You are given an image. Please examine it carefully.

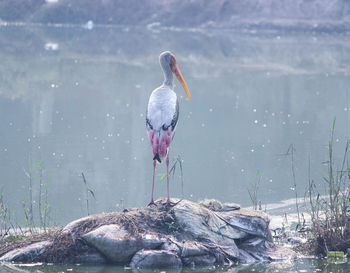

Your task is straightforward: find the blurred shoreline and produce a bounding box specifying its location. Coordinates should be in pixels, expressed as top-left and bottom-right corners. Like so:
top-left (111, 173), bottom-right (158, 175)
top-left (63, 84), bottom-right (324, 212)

top-left (0, 0), bottom-right (350, 32)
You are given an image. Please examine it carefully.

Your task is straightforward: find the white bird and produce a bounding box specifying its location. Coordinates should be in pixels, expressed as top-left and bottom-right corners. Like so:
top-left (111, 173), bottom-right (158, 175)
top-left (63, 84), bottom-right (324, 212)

top-left (146, 51), bottom-right (190, 206)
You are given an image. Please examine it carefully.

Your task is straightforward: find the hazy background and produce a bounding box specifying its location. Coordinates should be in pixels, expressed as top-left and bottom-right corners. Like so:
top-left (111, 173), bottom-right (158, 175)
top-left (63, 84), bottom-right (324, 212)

top-left (1, 0), bottom-right (350, 31)
top-left (0, 0), bottom-right (349, 225)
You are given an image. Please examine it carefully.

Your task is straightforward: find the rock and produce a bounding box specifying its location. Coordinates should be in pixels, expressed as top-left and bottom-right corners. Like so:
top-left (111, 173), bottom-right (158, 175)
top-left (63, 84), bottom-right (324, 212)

top-left (62, 214), bottom-right (98, 236)
top-left (182, 254), bottom-right (216, 267)
top-left (219, 244), bottom-right (242, 260)
top-left (179, 241), bottom-right (208, 257)
top-left (172, 200), bottom-right (250, 260)
top-left (0, 241), bottom-right (51, 262)
top-left (82, 224), bottom-right (164, 264)
top-left (238, 238), bottom-right (269, 262)
top-left (266, 245), bottom-right (298, 261)
top-left (130, 250), bottom-right (182, 269)
top-left (238, 249), bottom-right (256, 264)
top-left (73, 252), bottom-right (107, 264)
top-left (219, 208), bottom-right (272, 239)
top-left (237, 249), bottom-right (256, 264)
top-left (160, 239), bottom-right (180, 254)
top-left (172, 200), bottom-right (246, 242)
top-left (199, 199), bottom-right (223, 211)
top-left (200, 199), bottom-right (241, 212)
top-left (239, 237), bottom-right (265, 248)
top-left (222, 202), bottom-right (241, 211)
top-left (179, 241), bottom-right (219, 267)
top-left (0, 199), bottom-right (297, 266)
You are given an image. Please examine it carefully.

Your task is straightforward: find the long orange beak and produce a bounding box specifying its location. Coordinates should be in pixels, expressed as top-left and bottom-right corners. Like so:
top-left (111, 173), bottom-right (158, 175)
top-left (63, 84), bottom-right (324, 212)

top-left (171, 57), bottom-right (190, 100)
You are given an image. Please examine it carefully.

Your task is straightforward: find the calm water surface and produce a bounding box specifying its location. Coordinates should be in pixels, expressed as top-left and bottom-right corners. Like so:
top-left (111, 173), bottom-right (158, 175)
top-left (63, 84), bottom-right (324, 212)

top-left (0, 25), bottom-right (349, 226)
top-left (1, 258), bottom-right (350, 272)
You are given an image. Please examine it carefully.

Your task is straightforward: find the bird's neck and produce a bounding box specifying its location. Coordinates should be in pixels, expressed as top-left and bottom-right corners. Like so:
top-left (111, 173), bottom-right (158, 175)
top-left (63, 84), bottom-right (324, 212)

top-left (162, 67), bottom-right (174, 89)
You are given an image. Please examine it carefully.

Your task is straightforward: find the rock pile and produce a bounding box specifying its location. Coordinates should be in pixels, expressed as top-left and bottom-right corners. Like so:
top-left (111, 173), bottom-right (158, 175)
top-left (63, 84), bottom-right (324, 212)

top-left (0, 199), bottom-right (296, 268)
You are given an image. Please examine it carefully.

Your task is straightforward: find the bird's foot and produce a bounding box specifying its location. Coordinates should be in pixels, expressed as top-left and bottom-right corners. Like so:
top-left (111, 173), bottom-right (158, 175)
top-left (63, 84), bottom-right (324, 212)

top-left (147, 200), bottom-right (156, 207)
top-left (163, 199), bottom-right (182, 207)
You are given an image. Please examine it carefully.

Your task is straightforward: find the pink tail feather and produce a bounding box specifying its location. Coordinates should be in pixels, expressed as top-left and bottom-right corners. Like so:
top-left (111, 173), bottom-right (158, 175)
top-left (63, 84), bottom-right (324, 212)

top-left (148, 130), bottom-right (173, 163)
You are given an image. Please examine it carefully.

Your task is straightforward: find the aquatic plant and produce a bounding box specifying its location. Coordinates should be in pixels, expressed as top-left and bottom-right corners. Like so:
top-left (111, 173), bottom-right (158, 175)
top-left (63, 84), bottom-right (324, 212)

top-left (0, 187), bottom-right (10, 238)
top-left (169, 155), bottom-right (185, 198)
top-left (247, 170), bottom-right (262, 210)
top-left (80, 172), bottom-right (96, 216)
top-left (22, 160), bottom-right (55, 232)
top-left (0, 188), bottom-right (25, 242)
top-left (278, 144), bottom-right (302, 226)
top-left (159, 155), bottom-right (185, 198)
top-left (306, 118), bottom-right (350, 255)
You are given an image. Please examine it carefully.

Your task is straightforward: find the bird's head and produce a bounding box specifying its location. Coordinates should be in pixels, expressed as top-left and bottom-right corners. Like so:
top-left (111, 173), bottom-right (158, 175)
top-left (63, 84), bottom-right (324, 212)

top-left (159, 51), bottom-right (190, 100)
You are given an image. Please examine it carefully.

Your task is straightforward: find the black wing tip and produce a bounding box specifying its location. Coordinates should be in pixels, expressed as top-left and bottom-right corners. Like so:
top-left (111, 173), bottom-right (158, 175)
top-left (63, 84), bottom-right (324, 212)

top-left (153, 153), bottom-right (161, 163)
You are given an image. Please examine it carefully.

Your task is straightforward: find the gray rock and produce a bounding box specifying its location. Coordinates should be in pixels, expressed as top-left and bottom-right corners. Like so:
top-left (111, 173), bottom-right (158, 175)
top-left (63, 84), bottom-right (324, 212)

top-left (239, 237), bottom-right (265, 248)
top-left (172, 200), bottom-right (247, 242)
top-left (200, 199), bottom-right (240, 212)
top-left (222, 202), bottom-right (241, 211)
top-left (266, 245), bottom-right (298, 261)
top-left (82, 224), bottom-right (164, 264)
top-left (180, 241), bottom-right (208, 257)
top-left (0, 241), bottom-right (51, 262)
top-left (237, 249), bottom-right (256, 264)
top-left (0, 199), bottom-right (297, 266)
top-left (238, 238), bottom-right (272, 262)
top-left (160, 240), bottom-right (180, 254)
top-left (182, 254), bottom-right (216, 267)
top-left (219, 209), bottom-right (272, 239)
top-left (62, 214), bottom-right (97, 235)
top-left (199, 199), bottom-right (223, 211)
top-left (130, 250), bottom-right (182, 269)
top-left (219, 244), bottom-right (242, 260)
top-left (73, 252), bottom-right (107, 264)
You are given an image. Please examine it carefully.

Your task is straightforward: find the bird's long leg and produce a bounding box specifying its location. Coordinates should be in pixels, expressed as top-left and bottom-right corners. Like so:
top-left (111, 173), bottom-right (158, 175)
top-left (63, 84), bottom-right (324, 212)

top-left (148, 160), bottom-right (156, 206)
top-left (166, 151), bottom-right (170, 205)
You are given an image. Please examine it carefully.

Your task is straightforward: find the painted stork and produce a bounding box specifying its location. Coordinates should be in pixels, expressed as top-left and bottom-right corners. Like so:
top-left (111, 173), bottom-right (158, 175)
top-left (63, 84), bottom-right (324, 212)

top-left (146, 51), bottom-right (190, 206)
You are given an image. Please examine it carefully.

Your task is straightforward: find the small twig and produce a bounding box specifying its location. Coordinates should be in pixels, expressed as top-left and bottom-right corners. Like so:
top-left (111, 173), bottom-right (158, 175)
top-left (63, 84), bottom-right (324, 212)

top-left (81, 172), bottom-right (96, 216)
top-left (279, 144), bottom-right (301, 225)
top-left (247, 170), bottom-right (261, 210)
top-left (169, 155), bottom-right (185, 198)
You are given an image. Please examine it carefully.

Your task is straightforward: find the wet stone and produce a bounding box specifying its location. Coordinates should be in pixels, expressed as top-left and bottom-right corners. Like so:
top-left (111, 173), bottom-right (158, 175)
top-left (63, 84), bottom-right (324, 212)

top-left (199, 199), bottom-right (223, 211)
top-left (82, 224), bottom-right (165, 264)
top-left (73, 252), bottom-right (107, 264)
top-left (199, 199), bottom-right (240, 212)
top-left (160, 240), bottom-right (181, 254)
top-left (219, 209), bottom-right (272, 239)
top-left (172, 200), bottom-right (247, 242)
top-left (222, 202), bottom-right (241, 211)
top-left (180, 241), bottom-right (209, 257)
top-left (182, 254), bottom-right (216, 267)
top-left (0, 199), bottom-right (297, 266)
top-left (130, 249), bottom-right (182, 269)
top-left (0, 241), bottom-right (52, 263)
top-left (237, 249), bottom-right (256, 264)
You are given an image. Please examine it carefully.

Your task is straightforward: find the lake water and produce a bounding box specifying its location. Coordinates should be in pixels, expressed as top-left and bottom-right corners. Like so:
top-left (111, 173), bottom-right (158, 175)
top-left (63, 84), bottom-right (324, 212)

top-left (1, 258), bottom-right (350, 272)
top-left (0, 24), bottom-right (349, 228)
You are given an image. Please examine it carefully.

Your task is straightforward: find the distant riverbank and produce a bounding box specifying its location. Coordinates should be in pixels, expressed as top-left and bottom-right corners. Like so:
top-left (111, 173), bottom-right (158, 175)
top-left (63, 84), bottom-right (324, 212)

top-left (1, 0), bottom-right (350, 31)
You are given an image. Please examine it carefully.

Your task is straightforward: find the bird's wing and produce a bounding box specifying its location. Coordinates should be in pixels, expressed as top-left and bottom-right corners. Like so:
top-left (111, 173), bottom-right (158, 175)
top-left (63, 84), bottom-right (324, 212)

top-left (146, 87), bottom-right (178, 161)
top-left (162, 98), bottom-right (179, 131)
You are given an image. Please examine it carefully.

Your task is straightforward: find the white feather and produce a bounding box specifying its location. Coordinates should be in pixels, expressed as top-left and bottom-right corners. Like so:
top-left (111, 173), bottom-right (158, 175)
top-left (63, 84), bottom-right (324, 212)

top-left (147, 85), bottom-right (177, 131)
